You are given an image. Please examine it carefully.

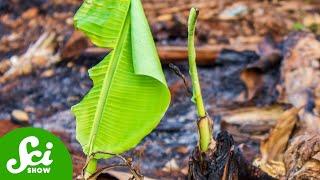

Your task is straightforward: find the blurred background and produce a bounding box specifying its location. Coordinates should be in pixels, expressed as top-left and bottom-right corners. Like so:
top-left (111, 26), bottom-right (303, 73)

top-left (1, 0), bottom-right (320, 179)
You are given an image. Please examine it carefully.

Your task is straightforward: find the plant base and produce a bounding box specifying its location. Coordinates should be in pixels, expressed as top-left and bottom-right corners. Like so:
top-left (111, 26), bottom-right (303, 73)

top-left (188, 131), bottom-right (274, 180)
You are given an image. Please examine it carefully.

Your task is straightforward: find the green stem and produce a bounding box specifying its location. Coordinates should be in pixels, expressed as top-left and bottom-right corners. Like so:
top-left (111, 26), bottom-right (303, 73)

top-left (188, 8), bottom-right (206, 118)
top-left (84, 158), bottom-right (97, 179)
top-left (188, 8), bottom-right (212, 152)
top-left (198, 116), bottom-right (212, 152)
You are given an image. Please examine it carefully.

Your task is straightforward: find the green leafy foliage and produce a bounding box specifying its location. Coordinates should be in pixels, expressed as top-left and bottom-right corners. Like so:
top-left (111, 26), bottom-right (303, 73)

top-left (71, 0), bottom-right (170, 162)
top-left (293, 22), bottom-right (305, 31)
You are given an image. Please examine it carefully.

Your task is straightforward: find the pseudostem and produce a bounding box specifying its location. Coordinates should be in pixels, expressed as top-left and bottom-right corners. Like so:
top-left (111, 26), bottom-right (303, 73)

top-left (84, 158), bottom-right (97, 179)
top-left (188, 8), bottom-right (214, 153)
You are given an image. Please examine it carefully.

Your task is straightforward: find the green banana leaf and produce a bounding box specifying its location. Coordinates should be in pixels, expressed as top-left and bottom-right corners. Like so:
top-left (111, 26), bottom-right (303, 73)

top-left (71, 0), bottom-right (170, 159)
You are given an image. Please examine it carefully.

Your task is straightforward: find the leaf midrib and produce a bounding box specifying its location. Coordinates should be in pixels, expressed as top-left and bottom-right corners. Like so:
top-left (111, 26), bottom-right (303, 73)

top-left (87, 8), bottom-right (130, 155)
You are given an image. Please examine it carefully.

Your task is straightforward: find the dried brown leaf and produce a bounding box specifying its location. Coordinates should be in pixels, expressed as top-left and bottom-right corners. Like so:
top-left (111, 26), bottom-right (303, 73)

top-left (254, 107), bottom-right (301, 178)
top-left (222, 105), bottom-right (285, 125)
top-left (284, 134), bottom-right (320, 180)
top-left (221, 105), bottom-right (286, 144)
top-left (240, 69), bottom-right (263, 101)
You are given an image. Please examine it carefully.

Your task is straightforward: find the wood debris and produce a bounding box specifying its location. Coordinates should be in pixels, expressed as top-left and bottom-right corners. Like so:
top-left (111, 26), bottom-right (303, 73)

top-left (279, 32), bottom-right (320, 132)
top-left (220, 105), bottom-right (286, 143)
top-left (253, 107), bottom-right (301, 178)
top-left (0, 32), bottom-right (60, 84)
top-left (284, 134), bottom-right (320, 180)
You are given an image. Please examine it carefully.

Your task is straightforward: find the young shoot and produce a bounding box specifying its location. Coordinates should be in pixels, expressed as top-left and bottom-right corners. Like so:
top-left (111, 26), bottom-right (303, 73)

top-left (188, 8), bottom-right (213, 152)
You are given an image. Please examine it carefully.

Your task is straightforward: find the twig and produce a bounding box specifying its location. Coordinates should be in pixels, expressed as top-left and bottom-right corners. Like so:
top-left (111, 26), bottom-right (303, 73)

top-left (83, 46), bottom-right (219, 65)
top-left (168, 63), bottom-right (192, 96)
top-left (82, 151), bottom-right (143, 180)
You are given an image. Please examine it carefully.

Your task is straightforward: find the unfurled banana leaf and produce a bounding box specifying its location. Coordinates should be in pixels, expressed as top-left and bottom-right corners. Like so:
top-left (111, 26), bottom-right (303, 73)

top-left (71, 0), bottom-right (170, 168)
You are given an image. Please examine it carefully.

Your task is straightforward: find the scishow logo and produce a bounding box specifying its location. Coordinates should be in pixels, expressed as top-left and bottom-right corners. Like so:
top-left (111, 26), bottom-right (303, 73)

top-left (6, 136), bottom-right (53, 174)
top-left (0, 128), bottom-right (72, 180)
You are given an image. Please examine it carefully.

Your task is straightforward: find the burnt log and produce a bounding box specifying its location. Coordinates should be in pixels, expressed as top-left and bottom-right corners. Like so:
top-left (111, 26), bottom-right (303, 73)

top-left (188, 131), bottom-right (274, 180)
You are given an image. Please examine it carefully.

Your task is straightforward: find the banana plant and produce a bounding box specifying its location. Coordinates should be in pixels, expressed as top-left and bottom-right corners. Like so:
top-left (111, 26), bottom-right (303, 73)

top-left (71, 0), bottom-right (170, 178)
top-left (188, 8), bottom-right (213, 153)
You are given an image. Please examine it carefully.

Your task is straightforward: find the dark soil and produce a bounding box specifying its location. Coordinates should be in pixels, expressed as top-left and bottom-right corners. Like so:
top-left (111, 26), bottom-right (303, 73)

top-left (0, 47), bottom-right (280, 178)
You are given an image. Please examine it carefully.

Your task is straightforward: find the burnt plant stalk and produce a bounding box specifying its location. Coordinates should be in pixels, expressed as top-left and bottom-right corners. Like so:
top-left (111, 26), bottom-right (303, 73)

top-left (188, 8), bottom-right (213, 153)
